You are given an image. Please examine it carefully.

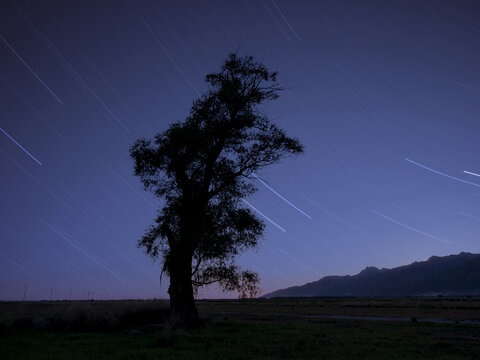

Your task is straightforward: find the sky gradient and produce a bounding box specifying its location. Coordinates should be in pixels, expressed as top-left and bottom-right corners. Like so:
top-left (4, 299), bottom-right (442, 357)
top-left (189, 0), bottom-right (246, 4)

top-left (1, 0), bottom-right (480, 300)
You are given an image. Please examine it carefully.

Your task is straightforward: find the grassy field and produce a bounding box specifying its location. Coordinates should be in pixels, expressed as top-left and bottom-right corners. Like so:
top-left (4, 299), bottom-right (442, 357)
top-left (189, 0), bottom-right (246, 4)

top-left (1, 298), bottom-right (480, 359)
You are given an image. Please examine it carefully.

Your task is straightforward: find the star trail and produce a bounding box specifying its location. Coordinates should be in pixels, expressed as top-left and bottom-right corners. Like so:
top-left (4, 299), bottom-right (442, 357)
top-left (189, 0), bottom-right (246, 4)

top-left (1, 0), bottom-right (479, 300)
top-left (0, 127), bottom-right (43, 166)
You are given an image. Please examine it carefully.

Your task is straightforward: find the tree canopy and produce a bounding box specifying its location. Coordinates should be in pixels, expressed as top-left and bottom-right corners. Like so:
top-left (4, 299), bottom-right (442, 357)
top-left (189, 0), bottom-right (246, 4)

top-left (130, 53), bottom-right (303, 328)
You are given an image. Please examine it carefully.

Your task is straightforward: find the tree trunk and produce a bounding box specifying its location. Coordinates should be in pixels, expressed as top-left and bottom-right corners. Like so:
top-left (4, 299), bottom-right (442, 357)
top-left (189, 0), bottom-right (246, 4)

top-left (166, 251), bottom-right (199, 329)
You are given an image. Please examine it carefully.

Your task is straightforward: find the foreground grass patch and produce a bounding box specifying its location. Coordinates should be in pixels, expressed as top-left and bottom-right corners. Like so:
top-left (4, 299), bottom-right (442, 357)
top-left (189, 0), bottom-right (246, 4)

top-left (1, 319), bottom-right (479, 360)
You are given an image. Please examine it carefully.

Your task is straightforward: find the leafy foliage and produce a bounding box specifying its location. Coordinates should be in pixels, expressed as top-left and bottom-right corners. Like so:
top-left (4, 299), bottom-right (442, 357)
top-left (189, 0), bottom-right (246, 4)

top-left (130, 53), bottom-right (303, 298)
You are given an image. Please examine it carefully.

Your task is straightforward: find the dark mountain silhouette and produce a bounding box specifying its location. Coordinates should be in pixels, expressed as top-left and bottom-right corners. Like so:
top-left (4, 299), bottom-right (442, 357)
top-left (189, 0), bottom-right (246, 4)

top-left (262, 252), bottom-right (480, 298)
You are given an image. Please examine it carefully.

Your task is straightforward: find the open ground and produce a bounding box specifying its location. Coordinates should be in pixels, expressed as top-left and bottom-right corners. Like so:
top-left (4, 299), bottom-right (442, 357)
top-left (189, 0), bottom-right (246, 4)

top-left (1, 297), bottom-right (480, 359)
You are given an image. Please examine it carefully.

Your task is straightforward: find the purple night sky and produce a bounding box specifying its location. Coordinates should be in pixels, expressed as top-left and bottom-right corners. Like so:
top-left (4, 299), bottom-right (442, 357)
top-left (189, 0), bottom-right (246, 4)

top-left (1, 0), bottom-right (479, 300)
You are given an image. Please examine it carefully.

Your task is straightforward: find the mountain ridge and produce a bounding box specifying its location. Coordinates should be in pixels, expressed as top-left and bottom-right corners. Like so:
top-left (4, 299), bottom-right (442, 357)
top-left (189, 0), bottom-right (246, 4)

top-left (262, 252), bottom-right (480, 298)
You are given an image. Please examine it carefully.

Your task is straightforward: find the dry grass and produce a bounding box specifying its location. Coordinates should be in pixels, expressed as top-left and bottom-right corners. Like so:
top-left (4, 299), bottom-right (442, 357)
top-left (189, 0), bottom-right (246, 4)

top-left (1, 298), bottom-right (480, 359)
top-left (0, 300), bottom-right (169, 331)
top-left (197, 297), bottom-right (480, 321)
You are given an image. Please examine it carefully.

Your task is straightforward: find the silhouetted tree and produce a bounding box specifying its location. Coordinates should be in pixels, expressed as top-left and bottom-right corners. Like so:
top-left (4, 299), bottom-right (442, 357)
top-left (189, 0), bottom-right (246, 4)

top-left (130, 53), bottom-right (303, 329)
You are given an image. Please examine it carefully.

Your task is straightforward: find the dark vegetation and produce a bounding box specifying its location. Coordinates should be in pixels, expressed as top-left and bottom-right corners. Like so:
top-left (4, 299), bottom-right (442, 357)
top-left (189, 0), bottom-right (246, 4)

top-left (1, 298), bottom-right (480, 359)
top-left (130, 53), bottom-right (303, 328)
top-left (264, 252), bottom-right (480, 298)
top-left (0, 300), bottom-right (169, 332)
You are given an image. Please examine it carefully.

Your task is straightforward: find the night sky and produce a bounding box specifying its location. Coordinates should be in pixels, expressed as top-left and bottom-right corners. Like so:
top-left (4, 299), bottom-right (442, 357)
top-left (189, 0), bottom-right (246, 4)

top-left (1, 0), bottom-right (480, 300)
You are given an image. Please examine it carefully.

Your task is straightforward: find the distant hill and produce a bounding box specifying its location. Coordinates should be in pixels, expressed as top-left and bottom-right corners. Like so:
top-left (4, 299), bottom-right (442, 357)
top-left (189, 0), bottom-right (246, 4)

top-left (262, 252), bottom-right (480, 298)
